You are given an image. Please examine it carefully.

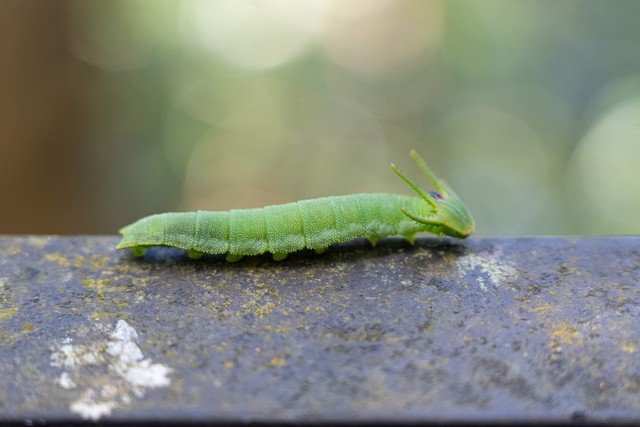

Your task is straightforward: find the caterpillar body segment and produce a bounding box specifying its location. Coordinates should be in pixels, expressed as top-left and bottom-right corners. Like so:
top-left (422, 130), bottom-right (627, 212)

top-left (117, 151), bottom-right (475, 260)
top-left (117, 194), bottom-right (432, 260)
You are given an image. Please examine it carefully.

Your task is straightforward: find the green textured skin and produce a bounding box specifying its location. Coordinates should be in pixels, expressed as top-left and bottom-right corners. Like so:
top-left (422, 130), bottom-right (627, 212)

top-left (117, 194), bottom-right (431, 256)
top-left (117, 152), bottom-right (475, 260)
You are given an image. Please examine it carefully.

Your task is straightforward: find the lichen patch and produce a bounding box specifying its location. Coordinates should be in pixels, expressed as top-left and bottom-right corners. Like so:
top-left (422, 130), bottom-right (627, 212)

top-left (50, 320), bottom-right (173, 421)
top-left (456, 251), bottom-right (517, 291)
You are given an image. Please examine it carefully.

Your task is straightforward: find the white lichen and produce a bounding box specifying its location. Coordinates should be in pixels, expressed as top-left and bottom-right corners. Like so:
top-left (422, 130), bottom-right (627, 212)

top-left (50, 320), bottom-right (173, 421)
top-left (456, 252), bottom-right (517, 291)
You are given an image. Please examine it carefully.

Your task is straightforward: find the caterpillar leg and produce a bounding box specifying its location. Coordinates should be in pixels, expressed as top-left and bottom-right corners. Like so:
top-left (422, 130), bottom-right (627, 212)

top-left (130, 246), bottom-right (147, 257)
top-left (368, 237), bottom-right (378, 247)
top-left (272, 252), bottom-right (288, 261)
top-left (314, 247), bottom-right (327, 254)
top-left (226, 253), bottom-right (244, 262)
top-left (406, 234), bottom-right (416, 245)
top-left (187, 249), bottom-right (204, 260)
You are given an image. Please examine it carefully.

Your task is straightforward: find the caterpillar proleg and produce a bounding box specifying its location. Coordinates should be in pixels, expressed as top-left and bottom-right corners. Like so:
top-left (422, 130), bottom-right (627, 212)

top-left (117, 151), bottom-right (474, 261)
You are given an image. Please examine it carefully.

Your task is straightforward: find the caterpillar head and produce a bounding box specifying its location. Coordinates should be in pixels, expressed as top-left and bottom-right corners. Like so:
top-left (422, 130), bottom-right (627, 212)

top-left (391, 151), bottom-right (475, 239)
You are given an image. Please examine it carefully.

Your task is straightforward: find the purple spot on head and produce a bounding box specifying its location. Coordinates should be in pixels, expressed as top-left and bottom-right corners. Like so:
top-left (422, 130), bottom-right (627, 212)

top-left (430, 191), bottom-right (444, 200)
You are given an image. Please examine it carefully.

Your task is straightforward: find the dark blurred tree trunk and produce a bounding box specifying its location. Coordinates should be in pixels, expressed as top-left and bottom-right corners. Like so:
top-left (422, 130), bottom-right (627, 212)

top-left (0, 0), bottom-right (88, 233)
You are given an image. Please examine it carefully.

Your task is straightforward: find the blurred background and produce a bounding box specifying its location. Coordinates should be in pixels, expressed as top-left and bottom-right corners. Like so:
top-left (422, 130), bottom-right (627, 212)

top-left (1, 0), bottom-right (640, 236)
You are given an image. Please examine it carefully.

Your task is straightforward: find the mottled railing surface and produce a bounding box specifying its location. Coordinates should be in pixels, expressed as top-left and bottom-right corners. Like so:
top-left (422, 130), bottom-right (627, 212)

top-left (1, 236), bottom-right (639, 425)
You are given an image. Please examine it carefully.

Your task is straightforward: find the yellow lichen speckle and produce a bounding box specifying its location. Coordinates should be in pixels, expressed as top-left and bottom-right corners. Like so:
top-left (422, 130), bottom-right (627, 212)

top-left (621, 341), bottom-right (637, 353)
top-left (82, 277), bottom-right (110, 288)
top-left (269, 356), bottom-right (286, 368)
top-left (73, 255), bottom-right (86, 268)
top-left (45, 253), bottom-right (70, 266)
top-left (528, 303), bottom-right (555, 315)
top-left (256, 302), bottom-right (276, 318)
top-left (81, 277), bottom-right (127, 292)
top-left (0, 307), bottom-right (18, 321)
top-left (550, 322), bottom-right (581, 346)
top-left (28, 236), bottom-right (50, 249)
top-left (223, 361), bottom-right (235, 369)
top-left (20, 323), bottom-right (33, 332)
top-left (89, 255), bottom-right (110, 270)
top-left (91, 312), bottom-right (108, 320)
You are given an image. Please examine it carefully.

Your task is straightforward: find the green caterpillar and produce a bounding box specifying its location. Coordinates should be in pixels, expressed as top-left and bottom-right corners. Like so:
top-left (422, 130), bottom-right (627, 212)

top-left (117, 151), bottom-right (474, 261)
